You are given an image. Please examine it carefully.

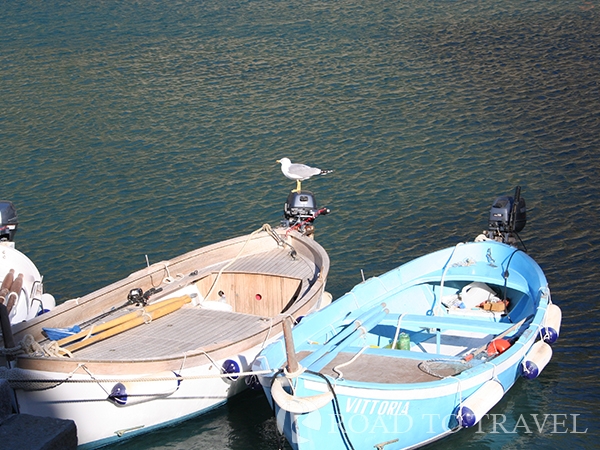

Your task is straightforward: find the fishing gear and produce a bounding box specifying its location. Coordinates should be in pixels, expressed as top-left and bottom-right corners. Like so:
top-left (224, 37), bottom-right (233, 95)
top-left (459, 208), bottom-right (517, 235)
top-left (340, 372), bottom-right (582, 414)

top-left (77, 287), bottom-right (163, 330)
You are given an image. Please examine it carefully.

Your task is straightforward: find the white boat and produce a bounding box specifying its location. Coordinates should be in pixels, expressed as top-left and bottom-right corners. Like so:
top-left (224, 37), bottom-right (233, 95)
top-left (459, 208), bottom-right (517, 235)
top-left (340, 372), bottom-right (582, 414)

top-left (0, 201), bottom-right (56, 325)
top-left (0, 191), bottom-right (331, 448)
top-left (253, 187), bottom-right (562, 449)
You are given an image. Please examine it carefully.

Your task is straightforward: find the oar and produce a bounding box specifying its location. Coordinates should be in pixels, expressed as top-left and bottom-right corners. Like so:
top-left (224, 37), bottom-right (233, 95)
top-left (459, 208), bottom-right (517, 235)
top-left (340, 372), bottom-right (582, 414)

top-left (464, 317), bottom-right (527, 362)
top-left (299, 303), bottom-right (388, 369)
top-left (58, 295), bottom-right (191, 348)
top-left (64, 295), bottom-right (191, 352)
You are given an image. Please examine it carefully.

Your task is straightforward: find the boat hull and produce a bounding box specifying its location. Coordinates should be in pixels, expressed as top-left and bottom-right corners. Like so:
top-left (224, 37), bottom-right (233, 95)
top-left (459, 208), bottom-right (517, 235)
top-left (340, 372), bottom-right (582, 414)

top-left (254, 240), bottom-right (560, 449)
top-left (12, 348), bottom-right (256, 448)
top-left (1, 227), bottom-right (330, 448)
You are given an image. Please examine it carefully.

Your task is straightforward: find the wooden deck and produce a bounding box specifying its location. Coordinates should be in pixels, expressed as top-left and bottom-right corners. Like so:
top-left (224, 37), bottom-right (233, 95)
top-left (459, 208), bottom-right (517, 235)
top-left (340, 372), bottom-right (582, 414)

top-left (73, 307), bottom-right (271, 360)
top-left (62, 247), bottom-right (319, 361)
top-left (223, 248), bottom-right (318, 279)
top-left (311, 351), bottom-right (443, 384)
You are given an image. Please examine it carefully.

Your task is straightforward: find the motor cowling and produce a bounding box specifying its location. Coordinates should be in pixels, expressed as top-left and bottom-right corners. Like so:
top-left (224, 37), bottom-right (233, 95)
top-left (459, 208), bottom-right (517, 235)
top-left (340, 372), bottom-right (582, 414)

top-left (0, 201), bottom-right (18, 242)
top-left (486, 186), bottom-right (526, 245)
top-left (281, 191), bottom-right (329, 235)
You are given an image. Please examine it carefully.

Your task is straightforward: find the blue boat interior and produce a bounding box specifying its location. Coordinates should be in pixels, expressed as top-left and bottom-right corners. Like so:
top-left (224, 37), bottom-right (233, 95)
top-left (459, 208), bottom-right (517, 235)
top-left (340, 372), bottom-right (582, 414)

top-left (295, 279), bottom-right (534, 381)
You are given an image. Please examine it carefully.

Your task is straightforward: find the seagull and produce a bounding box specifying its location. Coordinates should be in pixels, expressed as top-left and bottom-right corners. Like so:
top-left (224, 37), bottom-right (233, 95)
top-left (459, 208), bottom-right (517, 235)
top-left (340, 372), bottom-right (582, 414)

top-left (277, 158), bottom-right (333, 192)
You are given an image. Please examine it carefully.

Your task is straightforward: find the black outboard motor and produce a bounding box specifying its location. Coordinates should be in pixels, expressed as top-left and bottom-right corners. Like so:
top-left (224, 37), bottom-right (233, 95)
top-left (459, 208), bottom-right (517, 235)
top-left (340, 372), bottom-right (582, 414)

top-left (282, 190), bottom-right (329, 236)
top-left (486, 186), bottom-right (526, 246)
top-left (0, 201), bottom-right (18, 241)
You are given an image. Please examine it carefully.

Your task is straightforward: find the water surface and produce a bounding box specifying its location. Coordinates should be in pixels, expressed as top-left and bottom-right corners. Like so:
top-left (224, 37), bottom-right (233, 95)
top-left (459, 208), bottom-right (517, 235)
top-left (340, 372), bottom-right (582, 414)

top-left (1, 0), bottom-right (598, 448)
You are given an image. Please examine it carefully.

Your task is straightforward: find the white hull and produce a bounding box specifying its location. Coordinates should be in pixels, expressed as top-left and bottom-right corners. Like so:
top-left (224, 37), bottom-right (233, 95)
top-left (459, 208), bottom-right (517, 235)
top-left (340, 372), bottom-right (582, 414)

top-left (15, 347), bottom-right (257, 447)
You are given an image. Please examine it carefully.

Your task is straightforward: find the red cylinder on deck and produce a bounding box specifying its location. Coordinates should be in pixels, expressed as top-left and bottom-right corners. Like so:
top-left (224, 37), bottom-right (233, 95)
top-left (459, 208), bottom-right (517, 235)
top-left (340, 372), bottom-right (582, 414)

top-left (487, 338), bottom-right (511, 356)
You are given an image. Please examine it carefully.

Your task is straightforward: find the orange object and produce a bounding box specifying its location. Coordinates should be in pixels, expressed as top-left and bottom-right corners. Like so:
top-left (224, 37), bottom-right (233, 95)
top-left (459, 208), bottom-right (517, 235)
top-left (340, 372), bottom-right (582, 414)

top-left (487, 338), bottom-right (511, 356)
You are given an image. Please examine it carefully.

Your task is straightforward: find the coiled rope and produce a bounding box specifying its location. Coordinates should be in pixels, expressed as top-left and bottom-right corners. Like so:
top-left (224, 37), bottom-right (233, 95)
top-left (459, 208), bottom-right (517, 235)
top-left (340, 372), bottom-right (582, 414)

top-left (0, 334), bottom-right (72, 358)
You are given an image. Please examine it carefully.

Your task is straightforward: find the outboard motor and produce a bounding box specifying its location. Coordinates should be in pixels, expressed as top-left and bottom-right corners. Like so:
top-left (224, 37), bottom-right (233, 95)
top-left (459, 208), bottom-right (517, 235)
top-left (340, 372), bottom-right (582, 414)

top-left (0, 201), bottom-right (18, 242)
top-left (282, 190), bottom-right (330, 236)
top-left (486, 186), bottom-right (526, 246)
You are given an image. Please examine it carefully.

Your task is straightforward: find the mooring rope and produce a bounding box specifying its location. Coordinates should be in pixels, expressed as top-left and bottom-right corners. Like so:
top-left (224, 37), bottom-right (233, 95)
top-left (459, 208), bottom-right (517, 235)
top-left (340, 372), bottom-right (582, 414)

top-left (0, 334), bottom-right (73, 358)
top-left (0, 367), bottom-right (278, 390)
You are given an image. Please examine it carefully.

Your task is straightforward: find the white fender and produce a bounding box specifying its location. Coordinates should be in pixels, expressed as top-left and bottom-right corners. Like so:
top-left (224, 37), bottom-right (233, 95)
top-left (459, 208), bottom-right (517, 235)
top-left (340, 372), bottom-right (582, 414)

top-left (40, 293), bottom-right (56, 312)
top-left (521, 340), bottom-right (553, 379)
top-left (108, 371), bottom-right (181, 406)
top-left (541, 304), bottom-right (562, 344)
top-left (271, 376), bottom-right (333, 414)
top-left (457, 379), bottom-right (505, 428)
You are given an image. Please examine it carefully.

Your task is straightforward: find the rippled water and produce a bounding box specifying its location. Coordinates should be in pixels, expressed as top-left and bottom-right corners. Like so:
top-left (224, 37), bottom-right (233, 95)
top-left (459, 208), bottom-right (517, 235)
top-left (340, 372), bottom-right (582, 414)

top-left (1, 0), bottom-right (599, 448)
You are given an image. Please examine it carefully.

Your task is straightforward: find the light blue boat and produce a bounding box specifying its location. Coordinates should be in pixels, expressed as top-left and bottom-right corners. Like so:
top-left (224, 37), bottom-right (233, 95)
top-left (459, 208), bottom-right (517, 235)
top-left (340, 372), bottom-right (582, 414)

top-left (253, 188), bottom-right (562, 449)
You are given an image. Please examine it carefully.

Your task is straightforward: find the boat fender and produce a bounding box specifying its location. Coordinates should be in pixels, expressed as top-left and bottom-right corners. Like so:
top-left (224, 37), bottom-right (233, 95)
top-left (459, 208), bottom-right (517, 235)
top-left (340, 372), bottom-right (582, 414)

top-left (108, 371), bottom-right (181, 406)
top-left (38, 293), bottom-right (56, 316)
top-left (541, 304), bottom-right (562, 344)
top-left (521, 340), bottom-right (553, 379)
top-left (271, 376), bottom-right (334, 414)
top-left (456, 379), bottom-right (504, 428)
top-left (222, 359), bottom-right (240, 380)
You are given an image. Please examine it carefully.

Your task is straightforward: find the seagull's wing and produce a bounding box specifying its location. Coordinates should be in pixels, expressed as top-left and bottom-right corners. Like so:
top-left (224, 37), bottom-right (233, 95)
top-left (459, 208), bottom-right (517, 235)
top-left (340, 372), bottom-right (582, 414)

top-left (287, 163), bottom-right (322, 181)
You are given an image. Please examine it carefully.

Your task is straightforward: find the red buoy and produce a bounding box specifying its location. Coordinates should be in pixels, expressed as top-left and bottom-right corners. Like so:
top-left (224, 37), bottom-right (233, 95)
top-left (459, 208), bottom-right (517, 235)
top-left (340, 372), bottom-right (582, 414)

top-left (487, 338), bottom-right (511, 356)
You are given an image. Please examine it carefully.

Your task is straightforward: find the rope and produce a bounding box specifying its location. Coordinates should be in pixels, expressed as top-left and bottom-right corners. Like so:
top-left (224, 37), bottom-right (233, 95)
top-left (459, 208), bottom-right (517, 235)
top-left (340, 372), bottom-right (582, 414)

top-left (332, 345), bottom-right (369, 380)
top-left (260, 316), bottom-right (275, 350)
top-left (306, 369), bottom-right (356, 450)
top-left (429, 242), bottom-right (464, 316)
top-left (204, 224), bottom-right (295, 301)
top-left (454, 377), bottom-right (464, 416)
top-left (502, 248), bottom-right (524, 321)
top-left (0, 334), bottom-right (72, 358)
top-left (268, 367), bottom-right (355, 450)
top-left (2, 368), bottom-right (279, 391)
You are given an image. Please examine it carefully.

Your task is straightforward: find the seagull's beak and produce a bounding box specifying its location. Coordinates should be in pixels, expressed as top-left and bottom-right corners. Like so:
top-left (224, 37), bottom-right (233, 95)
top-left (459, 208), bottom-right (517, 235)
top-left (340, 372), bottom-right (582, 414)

top-left (276, 160), bottom-right (281, 163)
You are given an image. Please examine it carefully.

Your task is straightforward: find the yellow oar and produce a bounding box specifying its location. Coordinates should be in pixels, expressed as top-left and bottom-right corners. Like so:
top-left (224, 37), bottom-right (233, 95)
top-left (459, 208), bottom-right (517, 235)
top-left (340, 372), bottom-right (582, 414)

top-left (65, 295), bottom-right (191, 353)
top-left (57, 295), bottom-right (191, 348)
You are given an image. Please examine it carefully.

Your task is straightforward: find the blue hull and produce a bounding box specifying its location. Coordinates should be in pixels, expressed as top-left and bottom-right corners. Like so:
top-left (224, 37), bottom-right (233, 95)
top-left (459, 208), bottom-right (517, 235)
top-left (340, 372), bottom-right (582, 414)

top-left (254, 240), bottom-right (560, 449)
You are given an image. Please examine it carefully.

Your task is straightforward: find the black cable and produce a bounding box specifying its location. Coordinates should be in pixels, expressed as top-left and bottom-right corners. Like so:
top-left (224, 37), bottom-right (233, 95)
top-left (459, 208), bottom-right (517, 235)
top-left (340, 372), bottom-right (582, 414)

top-left (502, 248), bottom-right (525, 322)
top-left (306, 370), bottom-right (356, 450)
top-left (269, 369), bottom-right (356, 450)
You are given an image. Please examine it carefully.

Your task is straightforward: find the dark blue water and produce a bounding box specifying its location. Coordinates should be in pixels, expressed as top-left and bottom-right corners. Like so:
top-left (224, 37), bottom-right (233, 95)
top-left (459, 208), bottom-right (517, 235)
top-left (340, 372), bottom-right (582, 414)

top-left (1, 0), bottom-right (598, 448)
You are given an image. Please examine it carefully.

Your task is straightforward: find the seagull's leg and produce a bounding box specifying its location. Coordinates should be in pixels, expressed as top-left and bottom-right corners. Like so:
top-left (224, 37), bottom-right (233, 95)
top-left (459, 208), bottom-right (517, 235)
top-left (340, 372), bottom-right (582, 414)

top-left (293, 180), bottom-right (302, 192)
